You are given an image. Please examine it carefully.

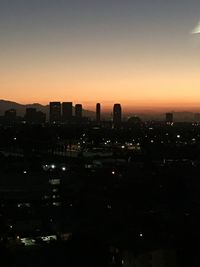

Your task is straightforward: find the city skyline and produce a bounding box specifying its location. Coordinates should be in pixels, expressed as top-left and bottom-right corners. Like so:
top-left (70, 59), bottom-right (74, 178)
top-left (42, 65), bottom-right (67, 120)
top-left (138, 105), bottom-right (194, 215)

top-left (1, 1), bottom-right (200, 110)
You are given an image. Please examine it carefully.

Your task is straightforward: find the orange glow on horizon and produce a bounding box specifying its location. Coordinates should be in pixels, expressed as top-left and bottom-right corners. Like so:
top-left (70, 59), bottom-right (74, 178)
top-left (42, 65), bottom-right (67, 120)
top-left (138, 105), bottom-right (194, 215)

top-left (1, 0), bottom-right (200, 114)
top-left (4, 97), bottom-right (200, 113)
top-left (1, 44), bottom-right (200, 112)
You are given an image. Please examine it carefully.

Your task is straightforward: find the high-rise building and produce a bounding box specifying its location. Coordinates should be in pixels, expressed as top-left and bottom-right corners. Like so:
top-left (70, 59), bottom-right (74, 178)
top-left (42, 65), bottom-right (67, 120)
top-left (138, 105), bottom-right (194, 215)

top-left (166, 113), bottom-right (173, 124)
top-left (49, 102), bottom-right (61, 123)
top-left (96, 103), bottom-right (101, 122)
top-left (75, 104), bottom-right (82, 119)
top-left (62, 102), bottom-right (73, 122)
top-left (113, 104), bottom-right (122, 127)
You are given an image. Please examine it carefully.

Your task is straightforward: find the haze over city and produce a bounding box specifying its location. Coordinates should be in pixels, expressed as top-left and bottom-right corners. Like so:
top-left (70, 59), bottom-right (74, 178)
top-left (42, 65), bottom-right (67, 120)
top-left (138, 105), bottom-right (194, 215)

top-left (1, 0), bottom-right (200, 111)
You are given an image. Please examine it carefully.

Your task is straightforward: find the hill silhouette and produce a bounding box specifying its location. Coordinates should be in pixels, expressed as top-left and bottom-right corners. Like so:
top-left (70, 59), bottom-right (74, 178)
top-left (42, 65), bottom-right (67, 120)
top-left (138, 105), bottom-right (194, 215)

top-left (0, 100), bottom-right (95, 118)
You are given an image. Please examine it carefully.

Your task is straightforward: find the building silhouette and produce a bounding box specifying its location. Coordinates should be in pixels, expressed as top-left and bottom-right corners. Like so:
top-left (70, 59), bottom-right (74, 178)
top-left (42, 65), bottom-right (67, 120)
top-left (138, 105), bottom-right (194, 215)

top-left (113, 104), bottom-right (122, 127)
top-left (62, 102), bottom-right (73, 122)
top-left (166, 113), bottom-right (173, 124)
top-left (36, 111), bottom-right (46, 123)
top-left (75, 104), bottom-right (82, 119)
top-left (25, 108), bottom-right (37, 122)
top-left (49, 102), bottom-right (61, 123)
top-left (25, 108), bottom-right (46, 123)
top-left (96, 103), bottom-right (101, 122)
top-left (4, 109), bottom-right (17, 121)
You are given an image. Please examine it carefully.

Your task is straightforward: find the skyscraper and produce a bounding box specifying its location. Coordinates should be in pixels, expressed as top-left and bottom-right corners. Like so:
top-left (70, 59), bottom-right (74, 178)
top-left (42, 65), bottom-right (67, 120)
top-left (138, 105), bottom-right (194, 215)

top-left (49, 102), bottom-right (61, 123)
top-left (166, 113), bottom-right (173, 125)
top-left (113, 104), bottom-right (122, 128)
top-left (75, 104), bottom-right (82, 119)
top-left (96, 103), bottom-right (101, 122)
top-left (62, 102), bottom-right (73, 122)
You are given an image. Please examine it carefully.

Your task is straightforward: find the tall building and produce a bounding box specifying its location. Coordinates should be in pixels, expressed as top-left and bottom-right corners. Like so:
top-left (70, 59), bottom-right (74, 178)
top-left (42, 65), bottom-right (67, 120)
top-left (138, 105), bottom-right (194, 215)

top-left (62, 102), bottom-right (72, 122)
top-left (166, 113), bottom-right (173, 124)
top-left (113, 104), bottom-right (122, 127)
top-left (96, 103), bottom-right (101, 122)
top-left (49, 102), bottom-right (61, 123)
top-left (75, 104), bottom-right (82, 119)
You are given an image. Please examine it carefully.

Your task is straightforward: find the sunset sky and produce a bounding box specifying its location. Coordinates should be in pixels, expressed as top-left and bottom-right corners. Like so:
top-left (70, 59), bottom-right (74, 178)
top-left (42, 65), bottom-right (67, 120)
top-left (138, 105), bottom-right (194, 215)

top-left (0, 0), bottom-right (200, 112)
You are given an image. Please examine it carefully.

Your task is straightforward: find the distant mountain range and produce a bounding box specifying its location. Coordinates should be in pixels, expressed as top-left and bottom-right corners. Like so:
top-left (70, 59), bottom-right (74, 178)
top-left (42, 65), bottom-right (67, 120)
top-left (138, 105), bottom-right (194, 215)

top-left (135, 112), bottom-right (197, 122)
top-left (0, 100), bottom-right (198, 122)
top-left (0, 100), bottom-right (95, 117)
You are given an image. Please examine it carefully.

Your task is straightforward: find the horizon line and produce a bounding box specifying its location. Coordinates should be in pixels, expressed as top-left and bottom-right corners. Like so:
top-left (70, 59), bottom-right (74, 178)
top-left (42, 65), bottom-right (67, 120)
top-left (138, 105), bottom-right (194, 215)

top-left (1, 99), bottom-right (200, 114)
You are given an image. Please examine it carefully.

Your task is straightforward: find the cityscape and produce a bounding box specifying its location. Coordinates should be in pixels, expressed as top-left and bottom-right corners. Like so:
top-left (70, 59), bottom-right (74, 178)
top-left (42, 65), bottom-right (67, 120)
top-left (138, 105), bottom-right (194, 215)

top-left (1, 0), bottom-right (200, 266)
top-left (1, 100), bottom-right (200, 266)
top-left (1, 100), bottom-right (200, 126)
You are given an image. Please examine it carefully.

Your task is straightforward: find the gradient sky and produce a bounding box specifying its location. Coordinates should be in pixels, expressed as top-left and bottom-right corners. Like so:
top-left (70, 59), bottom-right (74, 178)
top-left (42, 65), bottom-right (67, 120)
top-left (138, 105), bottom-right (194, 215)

top-left (1, 0), bottom-right (200, 112)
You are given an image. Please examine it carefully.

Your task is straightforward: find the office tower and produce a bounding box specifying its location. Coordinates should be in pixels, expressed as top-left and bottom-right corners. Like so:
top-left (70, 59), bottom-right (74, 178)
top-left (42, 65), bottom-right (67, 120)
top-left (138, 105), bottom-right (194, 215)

top-left (113, 104), bottom-right (122, 127)
top-left (62, 102), bottom-right (73, 122)
top-left (166, 113), bottom-right (173, 124)
top-left (4, 109), bottom-right (17, 121)
top-left (96, 103), bottom-right (101, 122)
top-left (75, 104), bottom-right (82, 119)
top-left (49, 102), bottom-right (61, 123)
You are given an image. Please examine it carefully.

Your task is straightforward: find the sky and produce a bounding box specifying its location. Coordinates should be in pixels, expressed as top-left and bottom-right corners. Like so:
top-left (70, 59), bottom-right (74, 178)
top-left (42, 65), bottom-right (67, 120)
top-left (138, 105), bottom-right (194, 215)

top-left (0, 0), bottom-right (200, 112)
